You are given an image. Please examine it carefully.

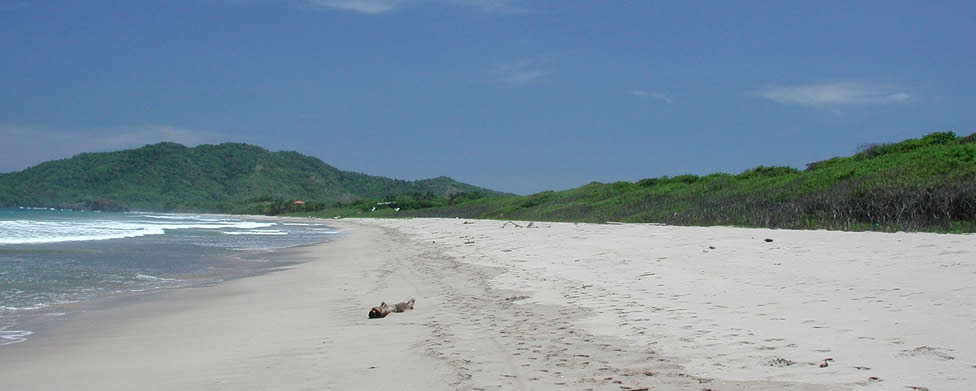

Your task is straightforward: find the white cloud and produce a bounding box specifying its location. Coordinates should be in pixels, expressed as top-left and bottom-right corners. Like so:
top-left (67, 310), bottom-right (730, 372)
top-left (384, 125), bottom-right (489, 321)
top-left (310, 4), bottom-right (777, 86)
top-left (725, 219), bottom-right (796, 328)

top-left (757, 82), bottom-right (913, 106)
top-left (448, 0), bottom-right (526, 12)
top-left (304, 0), bottom-right (523, 14)
top-left (493, 60), bottom-right (546, 83)
top-left (887, 92), bottom-right (911, 102)
top-left (631, 90), bottom-right (672, 104)
top-left (0, 124), bottom-right (222, 173)
top-left (308, 0), bottom-right (398, 13)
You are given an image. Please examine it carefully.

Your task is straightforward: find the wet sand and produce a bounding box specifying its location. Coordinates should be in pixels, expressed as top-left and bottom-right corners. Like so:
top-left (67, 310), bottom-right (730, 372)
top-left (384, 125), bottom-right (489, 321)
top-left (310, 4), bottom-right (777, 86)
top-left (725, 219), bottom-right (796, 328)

top-left (0, 222), bottom-right (449, 390)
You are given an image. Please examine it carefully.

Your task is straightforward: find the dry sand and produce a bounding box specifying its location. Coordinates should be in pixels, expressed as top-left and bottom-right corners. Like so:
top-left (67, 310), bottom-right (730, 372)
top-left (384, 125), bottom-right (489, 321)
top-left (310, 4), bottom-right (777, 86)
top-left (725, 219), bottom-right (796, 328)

top-left (1, 218), bottom-right (972, 390)
top-left (369, 218), bottom-right (975, 391)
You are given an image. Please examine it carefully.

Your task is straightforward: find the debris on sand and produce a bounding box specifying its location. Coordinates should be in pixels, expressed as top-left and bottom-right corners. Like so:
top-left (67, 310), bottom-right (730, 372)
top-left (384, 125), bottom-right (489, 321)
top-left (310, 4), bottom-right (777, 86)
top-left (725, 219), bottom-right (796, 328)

top-left (368, 298), bottom-right (416, 319)
top-left (768, 358), bottom-right (794, 367)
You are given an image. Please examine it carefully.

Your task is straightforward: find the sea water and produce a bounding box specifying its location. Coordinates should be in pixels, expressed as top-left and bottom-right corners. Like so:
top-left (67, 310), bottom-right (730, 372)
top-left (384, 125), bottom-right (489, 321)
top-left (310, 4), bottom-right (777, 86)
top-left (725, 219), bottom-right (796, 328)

top-left (0, 208), bottom-right (337, 345)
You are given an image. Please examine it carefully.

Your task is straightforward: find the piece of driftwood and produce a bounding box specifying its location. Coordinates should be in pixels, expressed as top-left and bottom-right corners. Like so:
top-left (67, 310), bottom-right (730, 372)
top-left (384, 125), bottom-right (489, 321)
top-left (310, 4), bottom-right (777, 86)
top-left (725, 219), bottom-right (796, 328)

top-left (501, 220), bottom-right (523, 228)
top-left (368, 298), bottom-right (416, 319)
top-left (502, 220), bottom-right (538, 228)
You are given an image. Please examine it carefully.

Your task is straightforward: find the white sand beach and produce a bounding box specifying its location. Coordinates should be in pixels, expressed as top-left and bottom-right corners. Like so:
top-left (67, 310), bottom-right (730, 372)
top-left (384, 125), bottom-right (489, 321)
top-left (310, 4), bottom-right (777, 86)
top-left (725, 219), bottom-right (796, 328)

top-left (1, 218), bottom-right (973, 390)
top-left (368, 218), bottom-right (975, 391)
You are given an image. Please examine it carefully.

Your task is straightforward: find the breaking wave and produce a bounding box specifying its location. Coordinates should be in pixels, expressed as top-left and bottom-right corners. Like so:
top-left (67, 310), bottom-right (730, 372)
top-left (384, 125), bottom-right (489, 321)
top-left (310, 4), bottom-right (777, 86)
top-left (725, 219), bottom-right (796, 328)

top-left (0, 215), bottom-right (277, 245)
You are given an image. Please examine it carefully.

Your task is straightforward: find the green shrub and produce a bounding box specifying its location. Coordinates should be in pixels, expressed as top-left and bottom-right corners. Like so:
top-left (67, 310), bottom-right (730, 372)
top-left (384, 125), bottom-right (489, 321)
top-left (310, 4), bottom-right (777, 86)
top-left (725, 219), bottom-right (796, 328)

top-left (519, 192), bottom-right (553, 208)
top-left (637, 177), bottom-right (660, 187)
top-left (958, 132), bottom-right (976, 145)
top-left (805, 157), bottom-right (843, 171)
top-left (738, 165), bottom-right (800, 179)
top-left (922, 131), bottom-right (957, 145)
top-left (672, 174), bottom-right (700, 184)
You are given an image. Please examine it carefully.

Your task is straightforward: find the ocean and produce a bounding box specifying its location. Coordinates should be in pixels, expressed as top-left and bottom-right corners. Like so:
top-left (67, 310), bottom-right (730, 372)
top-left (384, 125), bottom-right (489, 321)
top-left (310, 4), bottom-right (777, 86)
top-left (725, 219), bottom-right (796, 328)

top-left (0, 208), bottom-right (337, 345)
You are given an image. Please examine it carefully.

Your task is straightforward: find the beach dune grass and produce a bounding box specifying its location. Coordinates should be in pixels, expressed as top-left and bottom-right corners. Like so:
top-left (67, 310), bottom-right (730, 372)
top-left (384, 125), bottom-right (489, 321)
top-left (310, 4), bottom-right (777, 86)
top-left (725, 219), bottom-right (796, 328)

top-left (387, 131), bottom-right (976, 232)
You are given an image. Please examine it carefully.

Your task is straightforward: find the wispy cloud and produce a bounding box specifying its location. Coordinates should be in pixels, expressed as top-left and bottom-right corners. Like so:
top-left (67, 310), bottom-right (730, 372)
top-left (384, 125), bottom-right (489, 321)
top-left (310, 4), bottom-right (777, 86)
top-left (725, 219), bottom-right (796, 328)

top-left (492, 60), bottom-right (546, 83)
top-left (448, 0), bottom-right (528, 13)
top-left (0, 124), bottom-right (223, 172)
top-left (631, 90), bottom-right (672, 104)
top-left (304, 0), bottom-right (523, 14)
top-left (757, 82), bottom-right (912, 106)
top-left (307, 0), bottom-right (398, 14)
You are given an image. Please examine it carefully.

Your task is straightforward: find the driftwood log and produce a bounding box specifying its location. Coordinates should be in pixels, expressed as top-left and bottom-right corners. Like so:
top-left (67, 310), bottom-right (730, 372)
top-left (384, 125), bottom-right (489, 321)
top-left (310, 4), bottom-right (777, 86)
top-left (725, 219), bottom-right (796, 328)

top-left (501, 220), bottom-right (523, 228)
top-left (368, 298), bottom-right (416, 319)
top-left (501, 220), bottom-right (538, 228)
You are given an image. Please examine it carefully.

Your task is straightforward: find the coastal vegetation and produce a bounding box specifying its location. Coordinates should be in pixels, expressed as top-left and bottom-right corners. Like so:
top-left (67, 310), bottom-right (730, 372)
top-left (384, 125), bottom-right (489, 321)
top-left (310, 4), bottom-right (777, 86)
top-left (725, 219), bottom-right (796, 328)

top-left (2, 132), bottom-right (973, 233)
top-left (0, 142), bottom-right (502, 213)
top-left (316, 131), bottom-right (976, 233)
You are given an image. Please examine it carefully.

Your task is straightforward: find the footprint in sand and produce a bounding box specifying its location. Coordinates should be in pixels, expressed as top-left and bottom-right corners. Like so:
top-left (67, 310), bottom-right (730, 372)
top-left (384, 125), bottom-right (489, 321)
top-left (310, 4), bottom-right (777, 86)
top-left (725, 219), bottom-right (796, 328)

top-left (899, 346), bottom-right (955, 360)
top-left (938, 250), bottom-right (968, 256)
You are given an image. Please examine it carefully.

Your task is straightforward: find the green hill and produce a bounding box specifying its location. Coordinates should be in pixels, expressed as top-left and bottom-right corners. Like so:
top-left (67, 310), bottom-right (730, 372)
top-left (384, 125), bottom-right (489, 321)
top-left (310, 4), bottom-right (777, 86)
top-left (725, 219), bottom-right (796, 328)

top-left (394, 131), bottom-right (976, 233)
top-left (0, 142), bottom-right (503, 212)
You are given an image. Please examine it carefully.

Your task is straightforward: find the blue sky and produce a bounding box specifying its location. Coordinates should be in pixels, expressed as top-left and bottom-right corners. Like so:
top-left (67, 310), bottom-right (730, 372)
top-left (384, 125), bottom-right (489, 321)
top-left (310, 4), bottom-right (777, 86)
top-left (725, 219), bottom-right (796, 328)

top-left (1, 0), bottom-right (973, 194)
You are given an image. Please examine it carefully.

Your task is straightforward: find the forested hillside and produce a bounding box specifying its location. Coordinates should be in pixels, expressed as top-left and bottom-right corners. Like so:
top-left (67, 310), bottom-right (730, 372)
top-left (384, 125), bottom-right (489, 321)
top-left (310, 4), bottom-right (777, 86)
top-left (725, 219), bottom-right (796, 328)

top-left (0, 142), bottom-right (502, 212)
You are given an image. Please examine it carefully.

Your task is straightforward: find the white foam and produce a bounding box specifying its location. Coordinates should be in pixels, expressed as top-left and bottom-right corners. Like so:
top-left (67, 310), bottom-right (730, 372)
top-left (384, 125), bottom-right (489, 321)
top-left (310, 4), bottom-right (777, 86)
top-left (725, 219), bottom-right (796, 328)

top-left (141, 214), bottom-right (202, 220)
top-left (1, 304), bottom-right (50, 312)
top-left (134, 273), bottom-right (176, 281)
top-left (0, 225), bottom-right (165, 244)
top-left (140, 213), bottom-right (213, 220)
top-left (0, 297), bottom-right (80, 314)
top-left (0, 329), bottom-right (32, 345)
top-left (222, 230), bottom-right (288, 236)
top-left (141, 214), bottom-right (225, 222)
top-left (0, 218), bottom-right (277, 245)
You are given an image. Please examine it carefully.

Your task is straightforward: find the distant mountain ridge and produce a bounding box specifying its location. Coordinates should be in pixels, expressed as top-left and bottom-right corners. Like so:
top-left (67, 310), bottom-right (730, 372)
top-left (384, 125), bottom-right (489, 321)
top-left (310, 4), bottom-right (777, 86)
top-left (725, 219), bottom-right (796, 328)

top-left (0, 142), bottom-right (503, 211)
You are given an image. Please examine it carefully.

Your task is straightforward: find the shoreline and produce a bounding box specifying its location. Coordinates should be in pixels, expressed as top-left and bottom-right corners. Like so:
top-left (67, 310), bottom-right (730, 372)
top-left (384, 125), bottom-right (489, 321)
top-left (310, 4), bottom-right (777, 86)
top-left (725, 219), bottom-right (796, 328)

top-left (2, 251), bottom-right (297, 348)
top-left (2, 218), bottom-right (971, 390)
top-left (0, 221), bottom-right (453, 390)
top-left (0, 212), bottom-right (335, 347)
